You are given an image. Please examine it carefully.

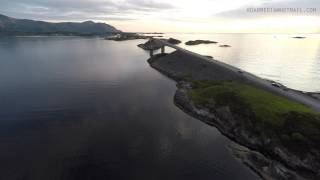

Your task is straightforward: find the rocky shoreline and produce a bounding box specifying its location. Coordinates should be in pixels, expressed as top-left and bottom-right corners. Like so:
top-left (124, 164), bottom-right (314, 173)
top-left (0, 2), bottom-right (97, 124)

top-left (174, 81), bottom-right (317, 180)
top-left (105, 33), bottom-right (163, 41)
top-left (147, 51), bottom-right (320, 180)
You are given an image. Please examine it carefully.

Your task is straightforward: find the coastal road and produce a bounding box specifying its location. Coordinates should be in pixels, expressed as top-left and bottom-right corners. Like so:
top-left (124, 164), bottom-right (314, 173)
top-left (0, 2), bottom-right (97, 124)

top-left (155, 38), bottom-right (320, 112)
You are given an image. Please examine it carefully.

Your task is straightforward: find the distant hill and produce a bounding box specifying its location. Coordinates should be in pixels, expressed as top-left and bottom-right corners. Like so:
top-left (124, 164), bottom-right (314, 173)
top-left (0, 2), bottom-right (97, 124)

top-left (0, 14), bottom-right (120, 36)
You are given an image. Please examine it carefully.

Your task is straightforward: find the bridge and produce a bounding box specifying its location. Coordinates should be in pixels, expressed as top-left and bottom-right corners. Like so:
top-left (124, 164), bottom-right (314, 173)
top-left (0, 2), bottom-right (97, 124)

top-left (146, 38), bottom-right (320, 112)
top-left (148, 38), bottom-right (184, 57)
top-left (148, 38), bottom-right (243, 75)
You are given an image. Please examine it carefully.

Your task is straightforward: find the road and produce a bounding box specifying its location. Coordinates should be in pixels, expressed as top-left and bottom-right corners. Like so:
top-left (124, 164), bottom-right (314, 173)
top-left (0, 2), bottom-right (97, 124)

top-left (154, 38), bottom-right (320, 112)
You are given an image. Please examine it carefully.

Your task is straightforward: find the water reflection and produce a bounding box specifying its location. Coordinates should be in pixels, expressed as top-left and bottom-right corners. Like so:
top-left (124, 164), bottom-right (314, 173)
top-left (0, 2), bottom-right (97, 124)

top-left (166, 33), bottom-right (320, 92)
top-left (0, 37), bottom-right (259, 180)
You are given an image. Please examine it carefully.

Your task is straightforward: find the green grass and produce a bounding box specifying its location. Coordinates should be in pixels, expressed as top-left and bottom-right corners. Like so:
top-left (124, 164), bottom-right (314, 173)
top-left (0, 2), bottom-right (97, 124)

top-left (187, 81), bottom-right (320, 153)
top-left (188, 81), bottom-right (313, 123)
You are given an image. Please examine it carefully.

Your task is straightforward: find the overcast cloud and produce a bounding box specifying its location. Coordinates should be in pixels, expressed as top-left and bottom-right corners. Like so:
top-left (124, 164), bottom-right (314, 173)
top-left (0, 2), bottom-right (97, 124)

top-left (1, 0), bottom-right (319, 21)
top-left (216, 0), bottom-right (320, 19)
top-left (0, 0), bottom-right (176, 21)
top-left (0, 0), bottom-right (319, 32)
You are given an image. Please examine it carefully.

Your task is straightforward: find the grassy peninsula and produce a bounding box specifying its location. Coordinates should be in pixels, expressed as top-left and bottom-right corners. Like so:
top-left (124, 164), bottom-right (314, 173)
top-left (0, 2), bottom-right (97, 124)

top-left (146, 48), bottom-right (320, 180)
top-left (188, 81), bottom-right (320, 154)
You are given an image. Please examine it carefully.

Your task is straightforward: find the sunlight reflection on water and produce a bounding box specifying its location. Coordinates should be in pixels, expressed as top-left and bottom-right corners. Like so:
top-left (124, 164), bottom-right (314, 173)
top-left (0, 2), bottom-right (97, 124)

top-left (0, 37), bottom-right (260, 180)
top-left (165, 33), bottom-right (320, 92)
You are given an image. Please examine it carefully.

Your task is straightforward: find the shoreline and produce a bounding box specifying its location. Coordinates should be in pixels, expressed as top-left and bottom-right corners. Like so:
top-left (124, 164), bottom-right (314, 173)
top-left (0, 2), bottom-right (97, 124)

top-left (148, 41), bottom-right (320, 112)
top-left (146, 49), bottom-right (320, 180)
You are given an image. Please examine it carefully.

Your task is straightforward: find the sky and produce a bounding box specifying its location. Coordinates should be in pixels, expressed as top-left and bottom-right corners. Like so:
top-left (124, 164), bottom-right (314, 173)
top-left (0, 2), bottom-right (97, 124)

top-left (1, 0), bottom-right (320, 33)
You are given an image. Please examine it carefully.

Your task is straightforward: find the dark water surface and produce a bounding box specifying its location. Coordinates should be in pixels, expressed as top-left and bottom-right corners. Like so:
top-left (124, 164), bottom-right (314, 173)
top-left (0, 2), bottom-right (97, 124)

top-left (0, 37), bottom-right (259, 180)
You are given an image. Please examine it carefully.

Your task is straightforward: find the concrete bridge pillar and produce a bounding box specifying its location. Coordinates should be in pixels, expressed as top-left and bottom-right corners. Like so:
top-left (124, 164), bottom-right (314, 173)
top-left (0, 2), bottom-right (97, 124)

top-left (149, 49), bottom-right (154, 57)
top-left (161, 46), bottom-right (165, 54)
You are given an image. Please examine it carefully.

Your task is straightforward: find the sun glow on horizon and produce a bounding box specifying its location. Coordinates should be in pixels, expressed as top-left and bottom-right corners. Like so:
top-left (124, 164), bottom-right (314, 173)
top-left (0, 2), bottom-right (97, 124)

top-left (2, 0), bottom-right (320, 33)
top-left (108, 16), bottom-right (320, 33)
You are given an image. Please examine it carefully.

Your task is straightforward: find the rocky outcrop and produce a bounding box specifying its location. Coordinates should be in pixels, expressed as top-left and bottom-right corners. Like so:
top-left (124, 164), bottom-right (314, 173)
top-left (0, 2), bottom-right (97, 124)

top-left (230, 143), bottom-right (306, 180)
top-left (292, 37), bottom-right (306, 39)
top-left (137, 39), bottom-right (164, 50)
top-left (137, 38), bottom-right (181, 50)
top-left (185, 40), bottom-right (218, 45)
top-left (219, 45), bottom-right (231, 47)
top-left (167, 38), bottom-right (182, 45)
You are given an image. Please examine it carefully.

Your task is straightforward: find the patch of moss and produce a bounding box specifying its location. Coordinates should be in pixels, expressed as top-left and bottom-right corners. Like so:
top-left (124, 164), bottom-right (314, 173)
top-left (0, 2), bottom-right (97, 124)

top-left (291, 132), bottom-right (306, 142)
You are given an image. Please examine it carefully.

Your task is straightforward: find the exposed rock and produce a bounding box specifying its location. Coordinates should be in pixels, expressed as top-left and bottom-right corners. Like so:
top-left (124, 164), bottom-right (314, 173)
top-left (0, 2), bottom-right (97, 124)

top-left (185, 40), bottom-right (218, 46)
top-left (137, 39), bottom-right (164, 50)
top-left (167, 38), bottom-right (182, 45)
top-left (204, 55), bottom-right (213, 59)
top-left (230, 143), bottom-right (306, 180)
top-left (292, 37), bottom-right (306, 39)
top-left (219, 45), bottom-right (231, 47)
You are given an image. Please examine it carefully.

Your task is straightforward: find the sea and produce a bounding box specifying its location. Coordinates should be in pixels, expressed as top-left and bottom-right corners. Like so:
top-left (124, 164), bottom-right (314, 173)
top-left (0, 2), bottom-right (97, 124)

top-left (0, 33), bottom-right (319, 180)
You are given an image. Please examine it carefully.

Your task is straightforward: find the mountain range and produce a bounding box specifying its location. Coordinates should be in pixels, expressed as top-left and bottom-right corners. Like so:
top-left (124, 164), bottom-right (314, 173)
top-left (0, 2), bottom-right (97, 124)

top-left (0, 14), bottom-right (120, 36)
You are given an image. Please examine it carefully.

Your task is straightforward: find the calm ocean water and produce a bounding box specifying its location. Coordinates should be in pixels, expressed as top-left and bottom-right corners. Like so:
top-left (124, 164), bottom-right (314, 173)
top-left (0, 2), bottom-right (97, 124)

top-left (165, 33), bottom-right (320, 92)
top-left (0, 37), bottom-right (259, 180)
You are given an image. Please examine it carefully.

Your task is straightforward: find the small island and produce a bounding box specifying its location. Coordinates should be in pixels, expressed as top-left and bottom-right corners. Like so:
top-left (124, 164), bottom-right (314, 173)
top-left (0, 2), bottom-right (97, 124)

top-left (137, 38), bottom-right (182, 50)
top-left (219, 44), bottom-right (231, 47)
top-left (185, 40), bottom-right (218, 46)
top-left (167, 38), bottom-right (182, 45)
top-left (292, 36), bottom-right (306, 39)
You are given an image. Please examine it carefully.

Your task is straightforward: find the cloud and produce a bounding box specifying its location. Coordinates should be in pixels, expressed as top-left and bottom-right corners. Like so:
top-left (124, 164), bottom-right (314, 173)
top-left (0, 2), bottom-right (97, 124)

top-left (0, 0), bottom-right (175, 22)
top-left (124, 0), bottom-right (175, 11)
top-left (215, 0), bottom-right (320, 19)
